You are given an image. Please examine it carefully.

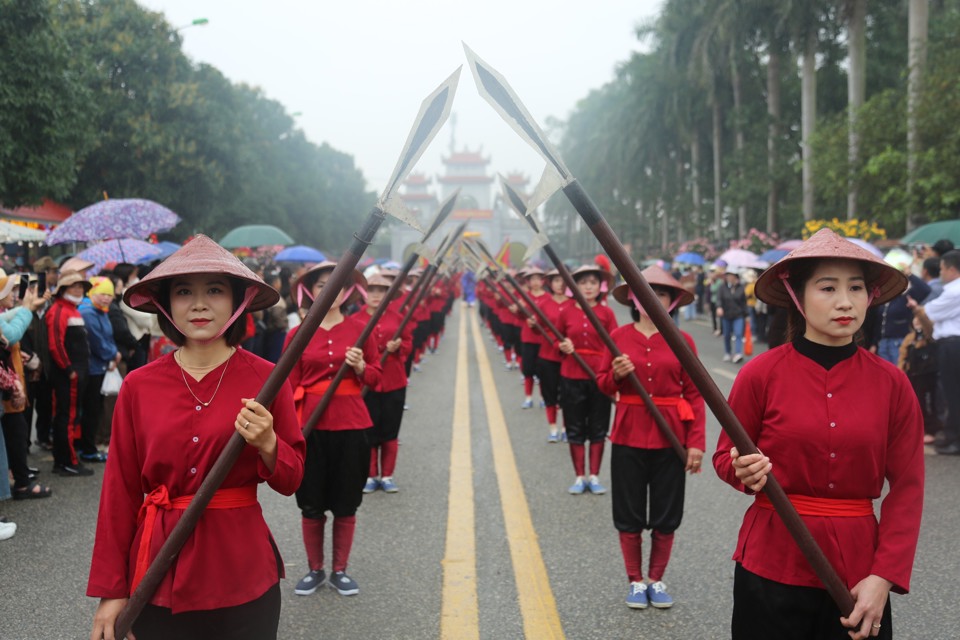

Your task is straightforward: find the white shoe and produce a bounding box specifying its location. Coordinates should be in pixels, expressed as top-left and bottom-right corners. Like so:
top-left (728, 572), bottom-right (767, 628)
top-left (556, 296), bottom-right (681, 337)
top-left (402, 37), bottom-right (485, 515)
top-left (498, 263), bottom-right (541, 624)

top-left (732, 353), bottom-right (744, 363)
top-left (722, 354), bottom-right (732, 362)
top-left (0, 521), bottom-right (17, 541)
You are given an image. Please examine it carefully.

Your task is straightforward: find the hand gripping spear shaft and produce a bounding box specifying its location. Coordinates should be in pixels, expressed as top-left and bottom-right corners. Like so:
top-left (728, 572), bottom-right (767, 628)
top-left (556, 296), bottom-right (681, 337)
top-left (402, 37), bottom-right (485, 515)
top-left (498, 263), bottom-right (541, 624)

top-left (299, 216), bottom-right (465, 437)
top-left (113, 67), bottom-right (462, 638)
top-left (465, 45), bottom-right (855, 615)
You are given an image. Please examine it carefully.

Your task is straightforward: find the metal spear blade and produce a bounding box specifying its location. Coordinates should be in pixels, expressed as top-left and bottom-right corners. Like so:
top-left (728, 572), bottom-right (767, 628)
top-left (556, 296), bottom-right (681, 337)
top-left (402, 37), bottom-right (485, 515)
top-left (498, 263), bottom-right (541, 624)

top-left (380, 66), bottom-right (463, 230)
top-left (463, 44), bottom-right (571, 182)
top-left (410, 189), bottom-right (461, 258)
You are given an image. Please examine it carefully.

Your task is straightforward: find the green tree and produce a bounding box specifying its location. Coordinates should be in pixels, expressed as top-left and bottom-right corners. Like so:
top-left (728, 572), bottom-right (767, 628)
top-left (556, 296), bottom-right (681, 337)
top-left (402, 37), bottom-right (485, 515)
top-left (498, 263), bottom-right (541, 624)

top-left (0, 0), bottom-right (96, 206)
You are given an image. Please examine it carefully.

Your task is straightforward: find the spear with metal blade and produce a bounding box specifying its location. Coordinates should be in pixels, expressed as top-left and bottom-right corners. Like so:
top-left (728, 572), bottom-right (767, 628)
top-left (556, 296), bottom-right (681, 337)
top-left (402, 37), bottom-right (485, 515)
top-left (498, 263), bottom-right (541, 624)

top-left (297, 193), bottom-right (461, 438)
top-left (465, 44), bottom-right (855, 615)
top-left (496, 177), bottom-right (686, 462)
top-left (114, 67), bottom-right (462, 638)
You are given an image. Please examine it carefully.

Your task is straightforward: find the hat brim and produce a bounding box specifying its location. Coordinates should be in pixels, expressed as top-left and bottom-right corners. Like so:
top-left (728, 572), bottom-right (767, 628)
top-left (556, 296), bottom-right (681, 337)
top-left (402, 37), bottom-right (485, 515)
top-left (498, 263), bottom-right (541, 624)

top-left (0, 276), bottom-right (18, 300)
top-left (611, 279), bottom-right (694, 309)
top-left (755, 254), bottom-right (907, 308)
top-left (291, 262), bottom-right (367, 308)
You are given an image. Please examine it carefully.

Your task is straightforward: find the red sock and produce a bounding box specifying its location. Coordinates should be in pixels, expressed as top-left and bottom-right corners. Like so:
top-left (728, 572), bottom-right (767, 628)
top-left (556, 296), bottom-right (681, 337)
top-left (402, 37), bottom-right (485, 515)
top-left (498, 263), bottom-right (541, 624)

top-left (648, 530), bottom-right (675, 582)
top-left (503, 347), bottom-right (513, 363)
top-left (381, 439), bottom-right (399, 477)
top-left (619, 531), bottom-right (644, 583)
top-left (302, 516), bottom-right (326, 571)
top-left (545, 405), bottom-right (557, 424)
top-left (494, 334), bottom-right (503, 347)
top-left (524, 377), bottom-right (534, 396)
top-left (332, 515), bottom-right (356, 573)
top-left (516, 354), bottom-right (523, 368)
top-left (589, 441), bottom-right (605, 476)
top-left (569, 443), bottom-right (585, 477)
top-left (368, 447), bottom-right (379, 478)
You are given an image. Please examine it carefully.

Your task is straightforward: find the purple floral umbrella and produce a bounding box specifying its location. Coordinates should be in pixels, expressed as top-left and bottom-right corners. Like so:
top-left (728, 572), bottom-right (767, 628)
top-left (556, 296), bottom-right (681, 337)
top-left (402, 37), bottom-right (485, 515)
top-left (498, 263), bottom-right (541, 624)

top-left (76, 239), bottom-right (163, 275)
top-left (46, 199), bottom-right (180, 245)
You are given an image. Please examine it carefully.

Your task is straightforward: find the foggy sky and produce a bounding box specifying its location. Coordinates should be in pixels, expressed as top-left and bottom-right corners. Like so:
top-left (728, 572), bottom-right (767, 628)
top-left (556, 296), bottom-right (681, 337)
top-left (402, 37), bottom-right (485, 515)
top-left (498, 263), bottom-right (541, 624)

top-left (139, 0), bottom-right (663, 194)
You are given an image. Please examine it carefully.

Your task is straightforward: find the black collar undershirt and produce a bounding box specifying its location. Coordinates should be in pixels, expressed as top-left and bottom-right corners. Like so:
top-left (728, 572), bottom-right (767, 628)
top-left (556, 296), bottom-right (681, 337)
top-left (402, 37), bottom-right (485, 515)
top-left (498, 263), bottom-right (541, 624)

top-left (792, 336), bottom-right (858, 371)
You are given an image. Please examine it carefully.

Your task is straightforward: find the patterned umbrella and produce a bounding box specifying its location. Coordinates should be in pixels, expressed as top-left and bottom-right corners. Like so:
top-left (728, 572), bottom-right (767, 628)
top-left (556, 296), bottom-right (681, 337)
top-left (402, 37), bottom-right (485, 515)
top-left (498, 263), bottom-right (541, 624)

top-left (77, 239), bottom-right (163, 275)
top-left (46, 199), bottom-right (180, 245)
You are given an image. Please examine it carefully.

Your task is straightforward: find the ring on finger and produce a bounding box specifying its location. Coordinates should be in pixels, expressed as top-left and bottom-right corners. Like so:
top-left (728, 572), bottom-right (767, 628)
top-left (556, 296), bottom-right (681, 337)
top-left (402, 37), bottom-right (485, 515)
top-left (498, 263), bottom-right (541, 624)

top-left (244, 421), bottom-right (251, 429)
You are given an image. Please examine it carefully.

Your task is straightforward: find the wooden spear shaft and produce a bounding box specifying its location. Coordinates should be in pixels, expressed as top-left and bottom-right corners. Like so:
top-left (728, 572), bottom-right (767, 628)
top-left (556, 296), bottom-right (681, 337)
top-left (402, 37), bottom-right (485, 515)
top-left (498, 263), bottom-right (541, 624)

top-left (114, 208), bottom-right (388, 637)
top-left (562, 179), bottom-right (856, 615)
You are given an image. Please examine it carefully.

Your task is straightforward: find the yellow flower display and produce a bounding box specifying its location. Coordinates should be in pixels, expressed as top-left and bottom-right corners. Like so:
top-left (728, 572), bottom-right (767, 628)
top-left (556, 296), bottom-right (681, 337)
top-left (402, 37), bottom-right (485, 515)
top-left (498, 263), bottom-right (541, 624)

top-left (802, 218), bottom-right (887, 242)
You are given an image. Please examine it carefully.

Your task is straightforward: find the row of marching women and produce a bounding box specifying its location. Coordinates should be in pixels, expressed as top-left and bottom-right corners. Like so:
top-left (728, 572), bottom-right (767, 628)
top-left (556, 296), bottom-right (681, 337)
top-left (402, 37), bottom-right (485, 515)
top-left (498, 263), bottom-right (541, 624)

top-left (86, 236), bottom-right (459, 640)
top-left (485, 231), bottom-right (923, 639)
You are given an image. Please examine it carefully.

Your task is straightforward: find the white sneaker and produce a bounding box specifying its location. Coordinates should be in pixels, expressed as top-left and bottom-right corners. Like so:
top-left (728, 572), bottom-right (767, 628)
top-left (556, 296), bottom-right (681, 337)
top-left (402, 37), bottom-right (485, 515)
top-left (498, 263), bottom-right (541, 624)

top-left (732, 353), bottom-right (744, 363)
top-left (0, 521), bottom-right (16, 541)
top-left (722, 354), bottom-right (732, 362)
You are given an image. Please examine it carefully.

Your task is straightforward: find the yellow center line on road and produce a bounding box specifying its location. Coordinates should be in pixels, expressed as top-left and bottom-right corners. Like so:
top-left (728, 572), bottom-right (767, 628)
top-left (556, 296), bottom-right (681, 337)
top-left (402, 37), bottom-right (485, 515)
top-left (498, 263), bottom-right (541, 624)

top-left (469, 312), bottom-right (566, 640)
top-left (441, 310), bottom-right (479, 640)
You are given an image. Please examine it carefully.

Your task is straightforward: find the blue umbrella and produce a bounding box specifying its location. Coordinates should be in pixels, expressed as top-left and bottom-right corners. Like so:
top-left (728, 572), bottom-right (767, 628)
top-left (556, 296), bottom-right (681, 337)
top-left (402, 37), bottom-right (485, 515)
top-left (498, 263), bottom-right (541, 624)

top-left (673, 251), bottom-right (705, 265)
top-left (759, 248), bottom-right (789, 264)
top-left (275, 245), bottom-right (326, 263)
top-left (140, 241), bottom-right (182, 262)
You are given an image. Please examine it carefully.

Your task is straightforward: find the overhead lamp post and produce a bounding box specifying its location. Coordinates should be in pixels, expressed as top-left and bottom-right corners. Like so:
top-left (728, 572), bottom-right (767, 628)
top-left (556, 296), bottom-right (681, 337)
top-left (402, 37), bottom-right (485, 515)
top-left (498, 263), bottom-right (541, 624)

top-left (175, 17), bottom-right (209, 32)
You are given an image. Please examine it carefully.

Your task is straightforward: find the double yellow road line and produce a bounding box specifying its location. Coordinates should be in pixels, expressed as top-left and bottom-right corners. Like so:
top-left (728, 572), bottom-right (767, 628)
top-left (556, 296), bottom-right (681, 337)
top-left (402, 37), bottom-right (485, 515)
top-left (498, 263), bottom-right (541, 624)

top-left (441, 310), bottom-right (565, 639)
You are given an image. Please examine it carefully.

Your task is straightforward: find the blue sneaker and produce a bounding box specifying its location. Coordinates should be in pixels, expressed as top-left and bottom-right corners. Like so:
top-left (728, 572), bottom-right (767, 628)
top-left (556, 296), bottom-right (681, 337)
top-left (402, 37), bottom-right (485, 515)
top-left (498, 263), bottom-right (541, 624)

top-left (568, 478), bottom-right (586, 495)
top-left (539, 399), bottom-right (546, 409)
top-left (560, 432), bottom-right (568, 443)
top-left (587, 477), bottom-right (607, 494)
top-left (330, 570), bottom-right (359, 596)
top-left (521, 398), bottom-right (533, 409)
top-left (380, 477), bottom-right (398, 493)
top-left (648, 581), bottom-right (673, 608)
top-left (363, 478), bottom-right (380, 494)
top-left (294, 569), bottom-right (326, 595)
top-left (547, 432), bottom-right (559, 443)
top-left (626, 582), bottom-right (648, 609)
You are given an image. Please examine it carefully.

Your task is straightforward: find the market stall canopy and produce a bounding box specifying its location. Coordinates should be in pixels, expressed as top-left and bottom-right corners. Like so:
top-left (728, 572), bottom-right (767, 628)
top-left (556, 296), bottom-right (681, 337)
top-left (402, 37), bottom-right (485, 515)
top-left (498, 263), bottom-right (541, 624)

top-left (0, 221), bottom-right (46, 243)
top-left (218, 224), bottom-right (294, 249)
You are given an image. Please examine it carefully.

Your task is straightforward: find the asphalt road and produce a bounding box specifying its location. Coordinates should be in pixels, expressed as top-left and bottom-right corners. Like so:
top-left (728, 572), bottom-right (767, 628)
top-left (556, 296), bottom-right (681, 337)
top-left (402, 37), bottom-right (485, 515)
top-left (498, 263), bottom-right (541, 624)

top-left (1, 303), bottom-right (957, 639)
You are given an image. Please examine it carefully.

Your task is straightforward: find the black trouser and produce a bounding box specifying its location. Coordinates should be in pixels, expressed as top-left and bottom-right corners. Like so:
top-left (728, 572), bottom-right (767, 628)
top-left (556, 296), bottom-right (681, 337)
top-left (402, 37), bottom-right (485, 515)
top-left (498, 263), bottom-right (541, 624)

top-left (296, 429), bottom-right (370, 519)
top-left (938, 337), bottom-right (960, 447)
top-left (28, 376), bottom-right (53, 446)
top-left (611, 446), bottom-right (685, 533)
top-left (537, 359), bottom-right (561, 407)
top-left (50, 367), bottom-right (86, 467)
top-left (364, 387), bottom-right (406, 445)
top-left (1, 412), bottom-right (31, 488)
top-left (909, 372), bottom-right (941, 436)
top-left (520, 342), bottom-right (540, 378)
top-left (134, 583), bottom-right (281, 640)
top-left (732, 564), bottom-right (892, 640)
top-left (559, 377), bottom-right (611, 443)
top-left (78, 372), bottom-right (105, 455)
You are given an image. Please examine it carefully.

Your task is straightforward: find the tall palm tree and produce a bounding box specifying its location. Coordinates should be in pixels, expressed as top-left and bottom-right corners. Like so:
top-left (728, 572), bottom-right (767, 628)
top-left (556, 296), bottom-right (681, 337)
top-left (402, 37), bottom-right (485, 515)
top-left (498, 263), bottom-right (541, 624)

top-left (845, 0), bottom-right (867, 219)
top-left (906, 0), bottom-right (929, 230)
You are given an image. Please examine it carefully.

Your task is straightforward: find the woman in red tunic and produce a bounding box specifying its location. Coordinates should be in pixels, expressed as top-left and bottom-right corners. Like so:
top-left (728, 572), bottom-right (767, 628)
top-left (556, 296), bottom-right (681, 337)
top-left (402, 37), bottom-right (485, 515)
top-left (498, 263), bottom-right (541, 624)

top-left (517, 267), bottom-right (547, 409)
top-left (557, 264), bottom-right (617, 495)
top-left (598, 266), bottom-right (705, 610)
top-left (712, 229), bottom-right (924, 640)
top-left (88, 235), bottom-right (306, 640)
top-left (286, 262), bottom-right (381, 598)
top-left (534, 269), bottom-right (572, 442)
top-left (358, 273), bottom-right (413, 494)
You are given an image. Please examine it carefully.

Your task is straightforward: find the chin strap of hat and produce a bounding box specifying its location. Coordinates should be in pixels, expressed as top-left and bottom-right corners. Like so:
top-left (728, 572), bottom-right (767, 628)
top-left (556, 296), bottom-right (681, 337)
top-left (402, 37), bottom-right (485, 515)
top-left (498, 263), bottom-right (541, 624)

top-left (147, 285), bottom-right (259, 345)
top-left (628, 288), bottom-right (681, 318)
top-left (779, 270), bottom-right (807, 321)
top-left (296, 282), bottom-right (313, 309)
top-left (867, 285), bottom-right (881, 308)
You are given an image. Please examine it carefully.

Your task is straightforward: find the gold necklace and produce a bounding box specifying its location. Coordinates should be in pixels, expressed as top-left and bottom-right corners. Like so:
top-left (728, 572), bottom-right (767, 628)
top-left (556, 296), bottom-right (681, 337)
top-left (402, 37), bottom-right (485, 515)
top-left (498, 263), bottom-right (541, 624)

top-left (176, 349), bottom-right (234, 409)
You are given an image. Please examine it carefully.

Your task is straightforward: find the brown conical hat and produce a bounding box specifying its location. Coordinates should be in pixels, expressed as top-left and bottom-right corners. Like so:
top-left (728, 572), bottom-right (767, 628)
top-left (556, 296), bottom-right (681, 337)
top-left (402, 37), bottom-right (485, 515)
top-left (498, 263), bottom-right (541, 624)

top-left (571, 264), bottom-right (613, 287)
top-left (520, 266), bottom-right (545, 278)
top-left (366, 273), bottom-right (392, 289)
top-left (123, 235), bottom-right (278, 313)
top-left (290, 260), bottom-right (367, 308)
top-left (612, 265), bottom-right (694, 308)
top-left (754, 228), bottom-right (907, 308)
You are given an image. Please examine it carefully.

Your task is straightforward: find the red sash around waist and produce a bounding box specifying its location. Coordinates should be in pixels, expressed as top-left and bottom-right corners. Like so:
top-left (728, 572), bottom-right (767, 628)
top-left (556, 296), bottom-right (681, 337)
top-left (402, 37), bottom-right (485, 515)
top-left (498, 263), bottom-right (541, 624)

top-left (754, 492), bottom-right (874, 517)
top-left (576, 348), bottom-right (606, 358)
top-left (617, 395), bottom-right (695, 422)
top-left (293, 378), bottom-right (362, 421)
top-left (132, 484), bottom-right (257, 594)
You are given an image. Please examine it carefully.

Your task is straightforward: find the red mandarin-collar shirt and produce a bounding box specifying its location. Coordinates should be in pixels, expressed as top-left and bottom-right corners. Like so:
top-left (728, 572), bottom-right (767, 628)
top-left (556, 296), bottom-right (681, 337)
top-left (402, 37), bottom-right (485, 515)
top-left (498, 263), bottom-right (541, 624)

top-left (536, 295), bottom-right (573, 362)
top-left (284, 318), bottom-right (381, 431)
top-left (556, 302), bottom-right (617, 380)
top-left (598, 325), bottom-right (706, 450)
top-left (352, 307), bottom-right (412, 392)
top-left (87, 349), bottom-right (306, 613)
top-left (712, 345), bottom-right (924, 593)
top-left (520, 291), bottom-right (548, 345)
